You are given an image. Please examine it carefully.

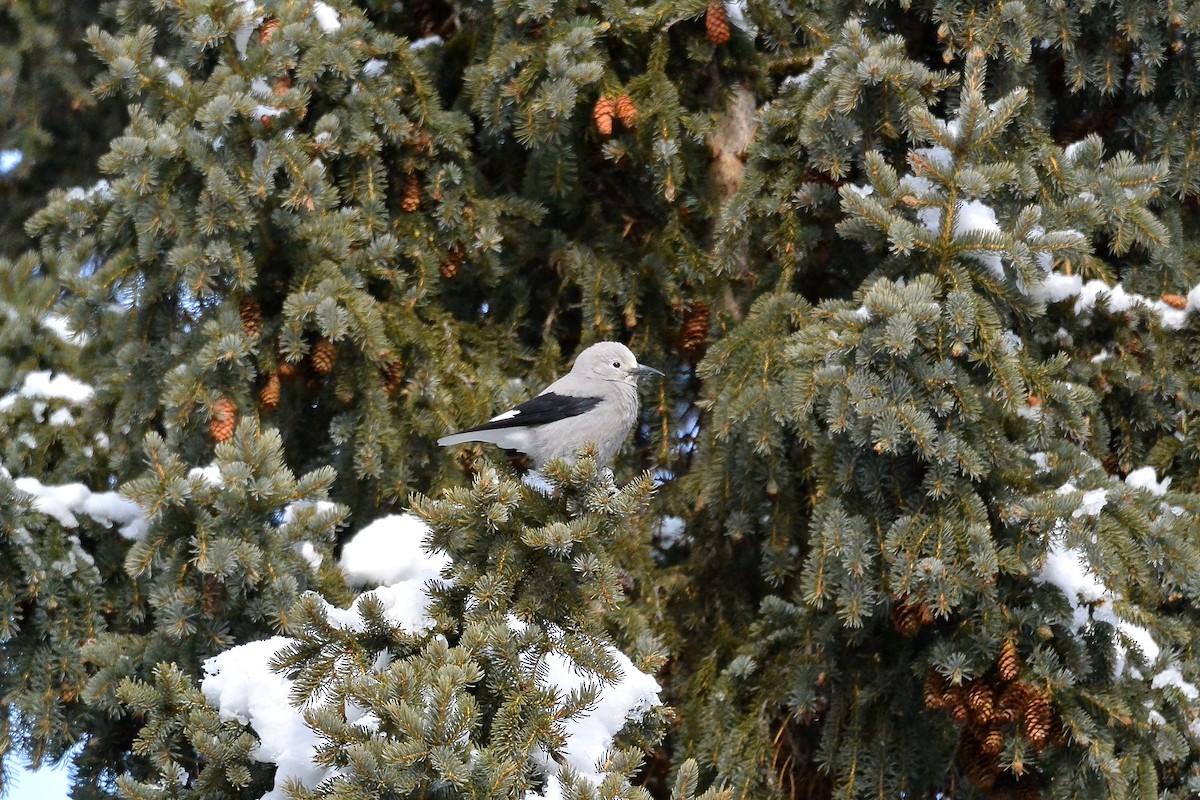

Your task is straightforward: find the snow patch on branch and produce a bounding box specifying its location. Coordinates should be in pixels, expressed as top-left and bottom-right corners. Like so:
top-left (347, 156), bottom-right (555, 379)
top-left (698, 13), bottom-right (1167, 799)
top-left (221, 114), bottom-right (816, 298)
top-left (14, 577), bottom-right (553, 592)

top-left (1035, 468), bottom-right (1198, 705)
top-left (7, 471), bottom-right (147, 540)
top-left (312, 1), bottom-right (341, 32)
top-left (201, 513), bottom-right (662, 800)
top-left (338, 513), bottom-right (445, 586)
top-left (0, 371), bottom-right (94, 412)
top-left (233, 0), bottom-right (263, 57)
top-left (202, 637), bottom-right (324, 800)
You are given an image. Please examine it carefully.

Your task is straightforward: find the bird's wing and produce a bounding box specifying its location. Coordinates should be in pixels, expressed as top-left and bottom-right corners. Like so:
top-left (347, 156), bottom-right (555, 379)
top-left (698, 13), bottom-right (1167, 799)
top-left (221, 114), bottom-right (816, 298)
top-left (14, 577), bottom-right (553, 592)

top-left (437, 392), bottom-right (603, 446)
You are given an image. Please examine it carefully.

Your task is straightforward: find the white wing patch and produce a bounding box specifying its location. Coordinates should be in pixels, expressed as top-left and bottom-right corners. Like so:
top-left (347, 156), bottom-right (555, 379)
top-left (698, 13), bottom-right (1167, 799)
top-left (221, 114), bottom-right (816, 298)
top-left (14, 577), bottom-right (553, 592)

top-left (490, 409), bottom-right (521, 422)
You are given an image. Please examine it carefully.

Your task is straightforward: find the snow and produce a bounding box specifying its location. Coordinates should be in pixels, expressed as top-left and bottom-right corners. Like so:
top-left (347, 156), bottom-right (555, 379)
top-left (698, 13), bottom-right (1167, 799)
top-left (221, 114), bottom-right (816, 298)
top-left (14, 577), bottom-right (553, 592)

top-left (911, 195), bottom-right (1006, 278)
top-left (201, 512), bottom-right (662, 800)
top-left (1063, 140), bottom-right (1087, 163)
top-left (1125, 466), bottom-right (1170, 496)
top-left (655, 516), bottom-right (689, 549)
top-left (48, 408), bottom-right (76, 426)
top-left (409, 35), bottom-right (443, 50)
top-left (338, 513), bottom-right (449, 586)
top-left (0, 370), bottom-right (94, 412)
top-left (64, 180), bottom-right (111, 201)
top-left (1152, 667), bottom-right (1199, 699)
top-left (189, 464), bottom-right (224, 486)
top-left (312, 1), bottom-right (341, 32)
top-left (363, 58), bottom-right (387, 77)
top-left (1054, 482), bottom-right (1108, 518)
top-left (1035, 469), bottom-right (1198, 702)
top-left (1032, 272), bottom-right (1083, 304)
top-left (781, 49), bottom-right (832, 89)
top-left (0, 149), bottom-right (23, 175)
top-left (531, 645), bottom-right (661, 794)
top-left (41, 313), bottom-right (88, 344)
top-left (11, 476), bottom-right (147, 539)
top-left (296, 541), bottom-right (323, 570)
top-left (233, 0), bottom-right (262, 57)
top-left (202, 637), bottom-right (326, 800)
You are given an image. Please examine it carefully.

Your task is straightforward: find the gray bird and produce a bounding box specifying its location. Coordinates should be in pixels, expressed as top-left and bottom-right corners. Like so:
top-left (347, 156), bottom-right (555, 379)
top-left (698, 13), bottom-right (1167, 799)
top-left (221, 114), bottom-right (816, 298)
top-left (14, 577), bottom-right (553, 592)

top-left (437, 342), bottom-right (663, 467)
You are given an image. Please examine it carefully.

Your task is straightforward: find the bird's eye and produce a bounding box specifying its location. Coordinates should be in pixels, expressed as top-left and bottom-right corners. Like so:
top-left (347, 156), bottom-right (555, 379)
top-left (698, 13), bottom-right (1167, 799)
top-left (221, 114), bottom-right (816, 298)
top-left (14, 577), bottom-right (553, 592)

top-left (612, 361), bottom-right (621, 368)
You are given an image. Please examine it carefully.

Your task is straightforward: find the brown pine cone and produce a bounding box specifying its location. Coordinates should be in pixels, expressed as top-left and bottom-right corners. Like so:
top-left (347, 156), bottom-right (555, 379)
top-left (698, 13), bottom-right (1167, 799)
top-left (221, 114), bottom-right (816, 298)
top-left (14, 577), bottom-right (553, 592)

top-left (893, 597), bottom-right (931, 638)
top-left (1022, 692), bottom-right (1053, 751)
top-left (950, 693), bottom-right (970, 724)
top-left (968, 682), bottom-right (995, 725)
top-left (924, 670), bottom-right (950, 710)
top-left (706, 0), bottom-right (731, 46)
top-left (997, 638), bottom-right (1021, 682)
top-left (260, 372), bottom-right (281, 410)
top-left (259, 17), bottom-right (280, 44)
top-left (441, 247), bottom-right (463, 279)
top-left (401, 174), bottom-right (421, 212)
top-left (1162, 293), bottom-right (1188, 310)
top-left (239, 296), bottom-right (263, 338)
top-left (593, 97), bottom-right (616, 136)
top-left (980, 726), bottom-right (1004, 756)
top-left (311, 338), bottom-right (337, 375)
top-left (615, 93), bottom-right (638, 129)
top-left (277, 359), bottom-right (299, 378)
top-left (961, 737), bottom-right (998, 791)
top-left (210, 397), bottom-right (236, 443)
top-left (380, 355), bottom-right (404, 394)
top-left (681, 301), bottom-right (710, 356)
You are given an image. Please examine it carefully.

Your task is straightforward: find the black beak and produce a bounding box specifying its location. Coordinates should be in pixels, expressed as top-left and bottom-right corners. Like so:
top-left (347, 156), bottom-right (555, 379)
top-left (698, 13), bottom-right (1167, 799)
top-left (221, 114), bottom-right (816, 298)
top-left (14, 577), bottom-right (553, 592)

top-left (631, 365), bottom-right (664, 381)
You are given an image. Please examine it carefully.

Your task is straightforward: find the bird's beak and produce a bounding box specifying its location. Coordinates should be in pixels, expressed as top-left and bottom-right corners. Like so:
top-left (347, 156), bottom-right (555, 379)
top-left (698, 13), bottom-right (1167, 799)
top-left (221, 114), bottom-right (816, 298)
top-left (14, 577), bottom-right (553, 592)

top-left (631, 364), bottom-right (664, 381)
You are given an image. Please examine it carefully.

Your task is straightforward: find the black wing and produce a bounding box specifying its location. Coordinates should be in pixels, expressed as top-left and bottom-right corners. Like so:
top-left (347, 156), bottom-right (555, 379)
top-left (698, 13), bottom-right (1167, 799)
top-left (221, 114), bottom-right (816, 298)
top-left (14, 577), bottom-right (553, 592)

top-left (464, 392), bottom-right (603, 432)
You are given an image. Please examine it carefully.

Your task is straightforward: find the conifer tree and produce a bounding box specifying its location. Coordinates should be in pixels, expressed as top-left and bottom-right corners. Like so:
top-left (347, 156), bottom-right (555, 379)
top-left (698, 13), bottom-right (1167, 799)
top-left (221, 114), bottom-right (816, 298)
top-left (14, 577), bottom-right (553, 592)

top-left (6, 0), bottom-right (1200, 799)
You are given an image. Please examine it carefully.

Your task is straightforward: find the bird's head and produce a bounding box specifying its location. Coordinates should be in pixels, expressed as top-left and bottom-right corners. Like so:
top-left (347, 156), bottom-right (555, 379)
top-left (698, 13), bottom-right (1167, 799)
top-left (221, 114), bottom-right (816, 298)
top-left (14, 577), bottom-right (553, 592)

top-left (575, 341), bottom-right (664, 385)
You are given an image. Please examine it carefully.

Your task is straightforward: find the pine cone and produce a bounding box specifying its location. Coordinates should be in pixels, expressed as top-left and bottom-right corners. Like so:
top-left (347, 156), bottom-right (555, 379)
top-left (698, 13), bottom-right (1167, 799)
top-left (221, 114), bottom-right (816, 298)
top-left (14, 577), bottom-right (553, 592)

top-left (964, 759), bottom-right (997, 792)
top-left (968, 682), bottom-right (995, 725)
top-left (924, 670), bottom-right (950, 710)
top-left (980, 726), bottom-right (1004, 756)
top-left (615, 93), bottom-right (638, 129)
top-left (441, 247), bottom-right (462, 280)
top-left (259, 17), bottom-right (280, 44)
top-left (1162, 293), bottom-right (1188, 310)
top-left (401, 174), bottom-right (421, 212)
top-left (961, 737), bottom-right (998, 792)
top-left (892, 598), bottom-right (929, 637)
top-left (1022, 692), bottom-right (1053, 751)
top-left (210, 397), bottom-right (236, 443)
top-left (311, 338), bottom-right (337, 375)
top-left (260, 372), bottom-right (281, 410)
top-left (681, 301), bottom-right (710, 356)
top-left (380, 355), bottom-right (404, 394)
top-left (997, 638), bottom-right (1021, 682)
top-left (995, 681), bottom-right (1028, 723)
top-left (594, 97), bottom-right (616, 136)
top-left (277, 359), bottom-right (299, 378)
top-left (239, 296), bottom-right (263, 338)
top-left (706, 0), bottom-right (731, 46)
top-left (950, 693), bottom-right (970, 724)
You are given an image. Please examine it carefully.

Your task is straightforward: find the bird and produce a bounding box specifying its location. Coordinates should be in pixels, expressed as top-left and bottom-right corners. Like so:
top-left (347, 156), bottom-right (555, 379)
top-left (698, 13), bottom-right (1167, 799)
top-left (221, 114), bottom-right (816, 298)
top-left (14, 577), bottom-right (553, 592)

top-left (437, 342), bottom-right (663, 467)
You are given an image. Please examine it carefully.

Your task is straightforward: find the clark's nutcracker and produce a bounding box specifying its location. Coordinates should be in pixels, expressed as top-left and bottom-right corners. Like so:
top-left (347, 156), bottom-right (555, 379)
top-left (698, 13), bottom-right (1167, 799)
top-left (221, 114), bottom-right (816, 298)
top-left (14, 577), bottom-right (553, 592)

top-left (438, 342), bottom-right (663, 467)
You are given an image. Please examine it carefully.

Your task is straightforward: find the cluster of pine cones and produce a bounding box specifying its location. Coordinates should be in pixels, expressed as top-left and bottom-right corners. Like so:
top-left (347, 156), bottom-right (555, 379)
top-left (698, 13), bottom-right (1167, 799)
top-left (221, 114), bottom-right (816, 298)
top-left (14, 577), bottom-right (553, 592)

top-left (209, 297), bottom-right (403, 442)
top-left (924, 639), bottom-right (1058, 798)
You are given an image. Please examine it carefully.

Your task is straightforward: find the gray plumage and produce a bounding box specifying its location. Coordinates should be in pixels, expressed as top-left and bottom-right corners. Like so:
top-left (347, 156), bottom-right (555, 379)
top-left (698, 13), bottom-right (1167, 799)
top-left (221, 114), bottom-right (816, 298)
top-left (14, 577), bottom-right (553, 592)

top-left (437, 342), bottom-right (663, 467)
